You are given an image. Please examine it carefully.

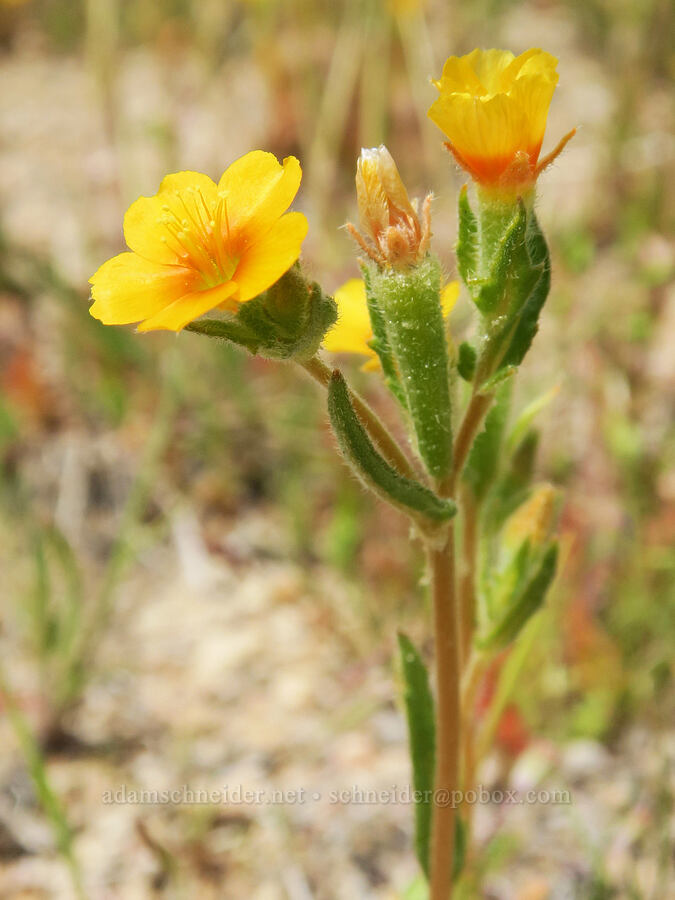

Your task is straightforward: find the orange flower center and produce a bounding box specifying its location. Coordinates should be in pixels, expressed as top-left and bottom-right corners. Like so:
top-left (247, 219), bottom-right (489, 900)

top-left (159, 188), bottom-right (239, 288)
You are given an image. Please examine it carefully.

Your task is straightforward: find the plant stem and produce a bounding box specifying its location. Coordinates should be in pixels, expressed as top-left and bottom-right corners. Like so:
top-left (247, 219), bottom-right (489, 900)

top-left (452, 391), bottom-right (494, 492)
top-left (458, 487), bottom-right (478, 671)
top-left (428, 530), bottom-right (460, 900)
top-left (301, 356), bottom-right (417, 480)
top-left (428, 387), bottom-right (492, 896)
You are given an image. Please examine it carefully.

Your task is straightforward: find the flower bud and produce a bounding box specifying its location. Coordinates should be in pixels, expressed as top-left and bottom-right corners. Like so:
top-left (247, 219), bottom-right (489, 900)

top-left (347, 146), bottom-right (431, 268)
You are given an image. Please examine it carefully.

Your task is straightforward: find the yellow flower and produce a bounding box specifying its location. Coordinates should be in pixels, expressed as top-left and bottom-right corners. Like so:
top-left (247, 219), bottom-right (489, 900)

top-left (324, 278), bottom-right (459, 369)
top-left (89, 151), bottom-right (308, 332)
top-left (428, 48), bottom-right (575, 192)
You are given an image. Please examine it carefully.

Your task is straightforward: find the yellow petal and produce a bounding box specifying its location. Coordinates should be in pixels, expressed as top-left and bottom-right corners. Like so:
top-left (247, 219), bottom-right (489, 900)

top-left (429, 48), bottom-right (560, 185)
top-left (136, 281), bottom-right (238, 333)
top-left (233, 211), bottom-right (308, 303)
top-left (89, 252), bottom-right (197, 325)
top-left (323, 278), bottom-right (375, 358)
top-left (218, 151), bottom-right (302, 248)
top-left (441, 280), bottom-right (460, 317)
top-left (123, 172), bottom-right (219, 265)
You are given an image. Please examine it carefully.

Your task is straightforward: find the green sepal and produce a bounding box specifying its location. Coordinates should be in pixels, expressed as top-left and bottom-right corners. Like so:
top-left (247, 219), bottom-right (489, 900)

top-left (463, 381), bottom-right (512, 502)
top-left (479, 542), bottom-right (558, 651)
top-left (187, 265), bottom-right (337, 362)
top-left (328, 371), bottom-right (456, 523)
top-left (362, 264), bottom-right (408, 409)
top-left (457, 342), bottom-right (477, 383)
top-left (456, 184), bottom-right (479, 286)
top-left (397, 632), bottom-right (436, 879)
top-left (367, 257), bottom-right (453, 481)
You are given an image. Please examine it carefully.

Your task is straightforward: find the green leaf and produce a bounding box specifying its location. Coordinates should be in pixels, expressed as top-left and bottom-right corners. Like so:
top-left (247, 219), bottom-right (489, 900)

top-left (362, 264), bottom-right (408, 409)
top-left (479, 365), bottom-right (517, 394)
top-left (463, 381), bottom-right (512, 502)
top-left (484, 429), bottom-right (539, 534)
top-left (369, 257), bottom-right (453, 480)
top-left (507, 384), bottom-right (559, 451)
top-left (398, 632), bottom-right (436, 878)
top-left (499, 222), bottom-right (551, 369)
top-left (457, 342), bottom-right (477, 382)
top-left (474, 202), bottom-right (528, 315)
top-left (489, 212), bottom-right (551, 372)
top-left (479, 542), bottom-right (558, 650)
top-left (456, 185), bottom-right (478, 286)
top-left (328, 372), bottom-right (456, 523)
top-left (469, 203), bottom-right (552, 382)
top-left (186, 317), bottom-right (264, 354)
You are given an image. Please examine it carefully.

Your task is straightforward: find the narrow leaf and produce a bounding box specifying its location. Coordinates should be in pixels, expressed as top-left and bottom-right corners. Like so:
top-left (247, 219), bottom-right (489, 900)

top-left (370, 257), bottom-right (453, 480)
top-left (463, 381), bottom-right (512, 502)
top-left (498, 213), bottom-right (551, 370)
top-left (507, 384), bottom-right (559, 451)
top-left (362, 264), bottom-right (408, 408)
top-left (328, 372), bottom-right (456, 523)
top-left (186, 317), bottom-right (263, 354)
top-left (474, 202), bottom-right (528, 315)
top-left (479, 542), bottom-right (558, 650)
top-left (456, 185), bottom-right (479, 287)
top-left (398, 632), bottom-right (436, 878)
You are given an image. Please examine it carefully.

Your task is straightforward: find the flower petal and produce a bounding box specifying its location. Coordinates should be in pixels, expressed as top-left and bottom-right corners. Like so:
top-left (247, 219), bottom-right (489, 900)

top-left (136, 281), bottom-right (238, 333)
top-left (218, 151), bottom-right (302, 248)
top-left (441, 280), bottom-right (460, 317)
top-left (233, 211), bottom-right (308, 303)
top-left (123, 172), bottom-right (219, 265)
top-left (429, 48), bottom-right (560, 185)
top-left (323, 279), bottom-right (375, 358)
top-left (89, 252), bottom-right (197, 325)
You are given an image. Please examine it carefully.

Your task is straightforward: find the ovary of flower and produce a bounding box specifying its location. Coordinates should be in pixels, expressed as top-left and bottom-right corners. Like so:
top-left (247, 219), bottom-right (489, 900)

top-left (323, 278), bottom-right (460, 369)
top-left (89, 152), bottom-right (308, 332)
top-left (428, 48), bottom-right (575, 192)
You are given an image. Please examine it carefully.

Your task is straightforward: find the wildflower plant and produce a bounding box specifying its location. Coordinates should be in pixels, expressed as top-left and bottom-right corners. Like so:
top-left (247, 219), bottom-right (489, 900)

top-left (90, 47), bottom-right (573, 898)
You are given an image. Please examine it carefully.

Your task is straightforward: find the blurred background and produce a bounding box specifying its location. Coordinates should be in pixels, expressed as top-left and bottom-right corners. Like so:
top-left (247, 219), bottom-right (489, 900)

top-left (0, 0), bottom-right (673, 897)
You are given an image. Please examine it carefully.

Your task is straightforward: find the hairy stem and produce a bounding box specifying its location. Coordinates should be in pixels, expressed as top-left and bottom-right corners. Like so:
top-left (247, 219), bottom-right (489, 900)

top-left (428, 386), bottom-right (492, 895)
top-left (428, 529), bottom-right (460, 900)
top-left (443, 390), bottom-right (494, 497)
top-left (301, 355), bottom-right (417, 480)
top-left (458, 487), bottom-right (478, 671)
